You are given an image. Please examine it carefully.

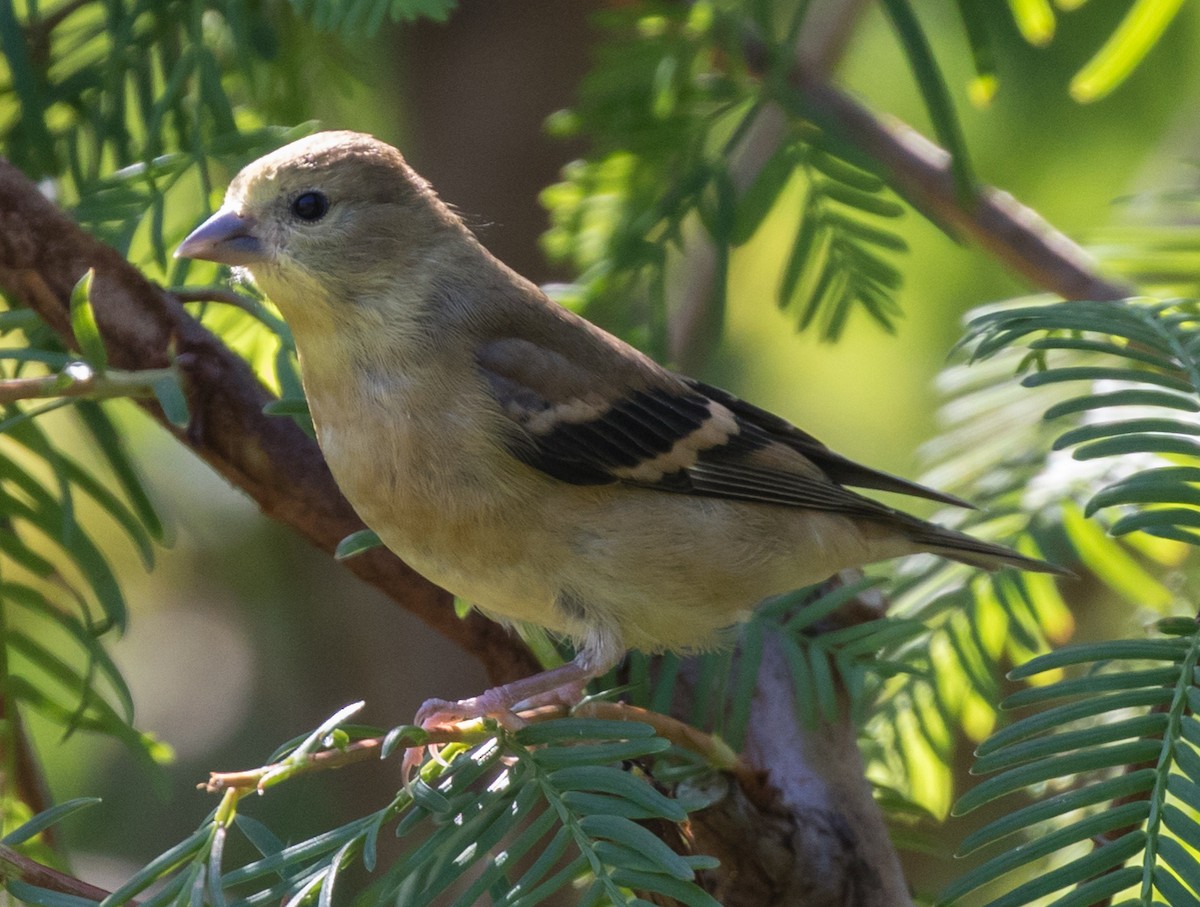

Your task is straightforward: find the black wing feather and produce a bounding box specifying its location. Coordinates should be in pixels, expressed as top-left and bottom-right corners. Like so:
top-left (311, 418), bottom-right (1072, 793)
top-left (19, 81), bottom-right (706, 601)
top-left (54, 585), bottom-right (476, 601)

top-left (682, 377), bottom-right (974, 509)
top-left (480, 345), bottom-right (948, 519)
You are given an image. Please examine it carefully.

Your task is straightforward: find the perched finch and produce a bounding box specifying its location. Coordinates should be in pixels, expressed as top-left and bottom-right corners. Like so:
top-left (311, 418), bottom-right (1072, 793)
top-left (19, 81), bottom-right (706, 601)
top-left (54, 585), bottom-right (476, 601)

top-left (177, 131), bottom-right (1060, 728)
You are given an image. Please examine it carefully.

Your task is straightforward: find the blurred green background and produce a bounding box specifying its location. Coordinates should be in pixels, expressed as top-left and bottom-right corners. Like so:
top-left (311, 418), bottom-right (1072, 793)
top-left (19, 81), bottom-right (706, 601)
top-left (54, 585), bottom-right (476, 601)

top-left (16, 0), bottom-right (1200, 896)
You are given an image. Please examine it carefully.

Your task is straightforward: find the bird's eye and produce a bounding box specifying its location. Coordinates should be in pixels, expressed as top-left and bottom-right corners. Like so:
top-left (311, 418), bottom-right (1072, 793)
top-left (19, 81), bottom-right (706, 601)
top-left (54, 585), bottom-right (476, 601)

top-left (291, 191), bottom-right (329, 222)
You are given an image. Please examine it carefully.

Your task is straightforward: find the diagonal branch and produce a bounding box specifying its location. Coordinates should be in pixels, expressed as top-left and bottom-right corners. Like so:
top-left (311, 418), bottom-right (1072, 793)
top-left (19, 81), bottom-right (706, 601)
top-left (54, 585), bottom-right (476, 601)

top-left (0, 844), bottom-right (121, 903)
top-left (785, 72), bottom-right (1133, 302)
top-left (743, 38), bottom-right (1133, 303)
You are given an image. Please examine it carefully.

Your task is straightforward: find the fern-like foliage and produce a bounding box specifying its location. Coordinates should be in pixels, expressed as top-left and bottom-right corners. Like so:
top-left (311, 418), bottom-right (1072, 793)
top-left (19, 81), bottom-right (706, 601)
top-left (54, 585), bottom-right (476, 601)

top-left (540, 2), bottom-right (909, 356)
top-left (4, 709), bottom-right (721, 907)
top-left (0, 0), bottom-right (336, 275)
top-left (901, 292), bottom-right (1200, 903)
top-left (0, 285), bottom-right (178, 838)
top-left (965, 298), bottom-right (1200, 549)
top-left (941, 624), bottom-right (1200, 907)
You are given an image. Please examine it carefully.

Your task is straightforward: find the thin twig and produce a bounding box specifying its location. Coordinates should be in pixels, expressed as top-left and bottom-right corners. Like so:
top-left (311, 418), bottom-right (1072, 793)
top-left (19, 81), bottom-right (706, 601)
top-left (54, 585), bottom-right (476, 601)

top-left (746, 41), bottom-right (1134, 302)
top-left (203, 701), bottom-right (749, 795)
top-left (0, 844), bottom-right (121, 903)
top-left (170, 286), bottom-right (260, 309)
top-left (0, 364), bottom-right (178, 405)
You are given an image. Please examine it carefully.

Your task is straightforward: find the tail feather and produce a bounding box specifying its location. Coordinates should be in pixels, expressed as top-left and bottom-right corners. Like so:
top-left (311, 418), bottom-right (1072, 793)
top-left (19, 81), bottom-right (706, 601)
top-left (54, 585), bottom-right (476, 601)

top-left (906, 523), bottom-right (1069, 576)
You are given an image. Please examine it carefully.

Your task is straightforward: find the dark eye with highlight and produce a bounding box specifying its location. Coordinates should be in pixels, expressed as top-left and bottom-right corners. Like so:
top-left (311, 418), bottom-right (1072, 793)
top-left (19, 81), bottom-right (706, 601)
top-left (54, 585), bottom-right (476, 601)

top-left (291, 191), bottom-right (329, 222)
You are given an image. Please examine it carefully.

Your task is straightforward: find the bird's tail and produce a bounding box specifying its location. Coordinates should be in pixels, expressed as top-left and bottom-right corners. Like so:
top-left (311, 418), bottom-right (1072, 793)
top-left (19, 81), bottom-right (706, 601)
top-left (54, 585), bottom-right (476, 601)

top-left (903, 521), bottom-right (1069, 576)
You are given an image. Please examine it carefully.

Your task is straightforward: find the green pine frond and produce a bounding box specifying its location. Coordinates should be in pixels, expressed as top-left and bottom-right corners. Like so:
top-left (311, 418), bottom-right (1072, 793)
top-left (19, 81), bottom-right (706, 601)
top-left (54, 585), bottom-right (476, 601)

top-left (964, 297), bottom-right (1200, 556)
top-left (941, 623), bottom-right (1200, 906)
top-left (7, 711), bottom-right (718, 907)
top-left (540, 3), bottom-right (909, 353)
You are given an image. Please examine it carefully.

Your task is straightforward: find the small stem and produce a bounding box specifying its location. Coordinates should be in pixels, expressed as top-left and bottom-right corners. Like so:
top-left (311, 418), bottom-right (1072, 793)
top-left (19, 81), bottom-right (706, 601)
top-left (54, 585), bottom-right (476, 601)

top-left (574, 701), bottom-right (749, 779)
top-left (0, 843), bottom-right (119, 902)
top-left (0, 364), bottom-right (178, 405)
top-left (203, 703), bottom-right (751, 795)
top-left (169, 286), bottom-right (260, 311)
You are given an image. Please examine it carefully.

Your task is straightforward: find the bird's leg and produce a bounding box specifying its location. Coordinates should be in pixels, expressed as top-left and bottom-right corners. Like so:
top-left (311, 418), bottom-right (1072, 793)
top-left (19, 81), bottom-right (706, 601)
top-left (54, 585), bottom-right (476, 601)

top-left (403, 650), bottom-right (620, 781)
top-left (414, 658), bottom-right (603, 731)
top-left (400, 626), bottom-right (626, 781)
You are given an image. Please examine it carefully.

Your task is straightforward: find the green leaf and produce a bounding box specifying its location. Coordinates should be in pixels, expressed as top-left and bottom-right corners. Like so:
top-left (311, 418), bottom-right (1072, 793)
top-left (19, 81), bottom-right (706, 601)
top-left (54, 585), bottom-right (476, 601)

top-left (730, 143), bottom-right (800, 245)
top-left (548, 766), bottom-right (687, 822)
top-left (99, 825), bottom-right (212, 906)
top-left (0, 483), bottom-right (127, 633)
top-left (1009, 640), bottom-right (1191, 680)
top-left (4, 582), bottom-right (135, 722)
top-left (1087, 468), bottom-right (1200, 516)
top-left (580, 815), bottom-right (696, 878)
top-left (262, 398), bottom-right (311, 416)
top-left (1110, 507), bottom-right (1200, 538)
top-left (234, 814), bottom-right (285, 862)
top-left (880, 0), bottom-right (975, 200)
top-left (1047, 867), bottom-right (1152, 907)
top-left (606, 869), bottom-right (720, 907)
top-left (1153, 865), bottom-right (1200, 907)
top-left (1054, 417), bottom-right (1200, 451)
top-left (1164, 804), bottom-right (1200, 853)
top-left (4, 880), bottom-right (100, 907)
top-left (1157, 836), bottom-right (1200, 900)
top-left (75, 401), bottom-right (164, 542)
top-left (498, 824), bottom-right (574, 902)
top-left (1044, 388), bottom-right (1200, 420)
top-left (939, 833), bottom-right (1143, 907)
top-left (1022, 365), bottom-right (1192, 394)
top-left (955, 739), bottom-right (1162, 815)
top-left (1006, 0), bottom-right (1055, 46)
top-left (1, 797), bottom-right (103, 845)
top-left (504, 852), bottom-right (588, 907)
top-left (939, 803), bottom-right (1148, 902)
top-left (153, 375), bottom-right (190, 428)
top-left (819, 179), bottom-right (905, 218)
top-left (3, 424), bottom-right (156, 567)
top-left (0, 0), bottom-right (55, 170)
top-left (978, 688), bottom-right (1177, 759)
top-left (1070, 0), bottom-right (1186, 102)
top-left (515, 718), bottom-right (658, 746)
top-left (69, 270), bottom-right (108, 373)
top-left (956, 769), bottom-right (1156, 855)
top-left (971, 713), bottom-right (1169, 774)
top-left (531, 738), bottom-right (671, 769)
top-left (806, 150), bottom-right (885, 192)
top-left (1002, 667), bottom-right (1180, 708)
top-left (334, 529), bottom-right (383, 560)
top-left (954, 0), bottom-right (998, 105)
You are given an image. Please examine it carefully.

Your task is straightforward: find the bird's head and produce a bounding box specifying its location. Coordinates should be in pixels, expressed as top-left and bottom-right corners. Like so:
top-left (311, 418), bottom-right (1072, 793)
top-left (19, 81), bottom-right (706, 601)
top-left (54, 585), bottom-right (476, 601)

top-left (177, 131), bottom-right (467, 330)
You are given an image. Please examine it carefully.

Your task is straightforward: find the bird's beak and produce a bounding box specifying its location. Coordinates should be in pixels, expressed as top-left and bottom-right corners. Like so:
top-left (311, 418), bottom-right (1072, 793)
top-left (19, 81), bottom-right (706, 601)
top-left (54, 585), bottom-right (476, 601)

top-left (175, 208), bottom-right (266, 266)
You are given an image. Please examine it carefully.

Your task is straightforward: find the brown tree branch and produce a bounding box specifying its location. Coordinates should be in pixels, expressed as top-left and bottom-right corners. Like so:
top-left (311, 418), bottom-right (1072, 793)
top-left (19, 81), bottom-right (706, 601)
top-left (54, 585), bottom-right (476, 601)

top-left (0, 159), bottom-right (539, 689)
top-left (787, 76), bottom-right (1133, 302)
top-left (754, 49), bottom-right (1134, 302)
top-left (0, 844), bottom-right (120, 903)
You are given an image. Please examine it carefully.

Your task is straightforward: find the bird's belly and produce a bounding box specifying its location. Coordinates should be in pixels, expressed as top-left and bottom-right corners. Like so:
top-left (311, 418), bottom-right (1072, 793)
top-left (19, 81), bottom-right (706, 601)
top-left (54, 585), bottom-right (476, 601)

top-left (549, 488), bottom-right (882, 652)
top-left (316, 406), bottom-right (570, 632)
top-left (312, 396), bottom-right (888, 655)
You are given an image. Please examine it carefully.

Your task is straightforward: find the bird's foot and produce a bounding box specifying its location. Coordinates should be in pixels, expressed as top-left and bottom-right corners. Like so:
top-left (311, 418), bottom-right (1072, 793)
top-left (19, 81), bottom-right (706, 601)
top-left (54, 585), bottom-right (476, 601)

top-left (402, 663), bottom-right (600, 781)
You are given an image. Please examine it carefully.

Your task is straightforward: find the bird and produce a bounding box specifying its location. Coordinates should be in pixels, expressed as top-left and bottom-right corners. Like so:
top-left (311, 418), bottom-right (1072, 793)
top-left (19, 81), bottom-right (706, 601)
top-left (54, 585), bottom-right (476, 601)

top-left (176, 130), bottom-right (1062, 732)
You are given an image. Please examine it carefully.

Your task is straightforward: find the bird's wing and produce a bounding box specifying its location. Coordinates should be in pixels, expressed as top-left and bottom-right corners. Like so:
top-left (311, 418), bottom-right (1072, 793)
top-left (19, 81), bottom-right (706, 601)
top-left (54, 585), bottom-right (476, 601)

top-left (681, 377), bottom-right (973, 509)
top-left (476, 335), bottom-right (961, 517)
